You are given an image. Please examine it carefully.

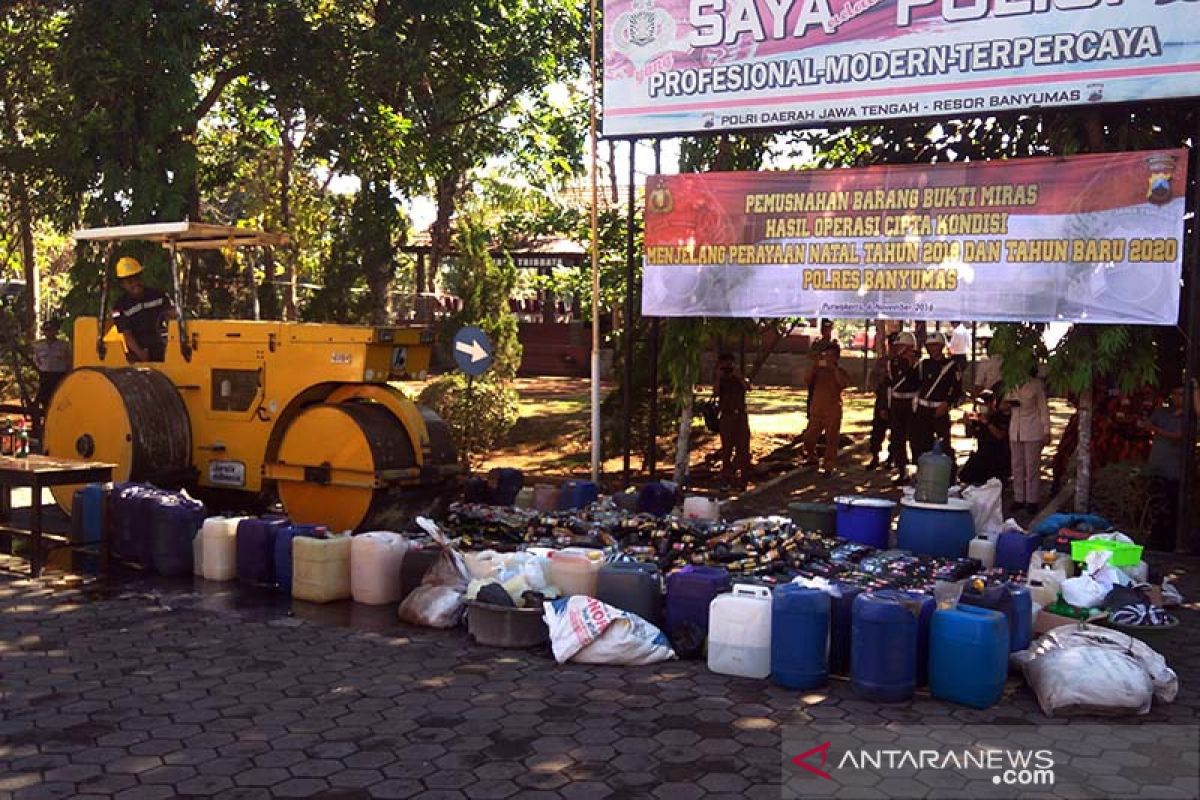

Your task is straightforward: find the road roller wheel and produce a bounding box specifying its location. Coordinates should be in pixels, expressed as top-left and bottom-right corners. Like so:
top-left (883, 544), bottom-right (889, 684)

top-left (274, 401), bottom-right (421, 532)
top-left (43, 368), bottom-right (192, 511)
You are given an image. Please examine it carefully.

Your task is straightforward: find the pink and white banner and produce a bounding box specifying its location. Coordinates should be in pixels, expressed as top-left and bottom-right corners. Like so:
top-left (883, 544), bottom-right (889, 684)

top-left (642, 149), bottom-right (1187, 323)
top-left (603, 0), bottom-right (1200, 137)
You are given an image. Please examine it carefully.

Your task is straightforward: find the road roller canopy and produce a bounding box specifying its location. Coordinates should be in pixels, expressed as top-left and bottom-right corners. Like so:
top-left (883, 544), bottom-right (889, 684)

top-left (73, 221), bottom-right (289, 250)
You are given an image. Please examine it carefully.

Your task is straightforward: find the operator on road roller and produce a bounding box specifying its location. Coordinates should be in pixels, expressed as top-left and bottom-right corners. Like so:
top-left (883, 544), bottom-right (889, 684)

top-left (111, 256), bottom-right (176, 363)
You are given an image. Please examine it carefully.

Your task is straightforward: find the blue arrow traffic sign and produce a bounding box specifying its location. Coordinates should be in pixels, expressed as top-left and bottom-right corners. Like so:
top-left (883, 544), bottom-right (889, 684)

top-left (452, 326), bottom-right (494, 377)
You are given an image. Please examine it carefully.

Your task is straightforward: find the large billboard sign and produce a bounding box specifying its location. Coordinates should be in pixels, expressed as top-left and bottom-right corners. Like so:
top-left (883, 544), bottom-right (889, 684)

top-left (641, 149), bottom-right (1186, 323)
top-left (602, 0), bottom-right (1200, 137)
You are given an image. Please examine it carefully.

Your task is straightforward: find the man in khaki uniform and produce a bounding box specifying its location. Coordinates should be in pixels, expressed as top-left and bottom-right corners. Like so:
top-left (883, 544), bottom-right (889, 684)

top-left (803, 343), bottom-right (851, 476)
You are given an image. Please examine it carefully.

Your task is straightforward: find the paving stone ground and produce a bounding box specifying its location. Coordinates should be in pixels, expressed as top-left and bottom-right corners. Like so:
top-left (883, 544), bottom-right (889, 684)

top-left (2, 554), bottom-right (1198, 800)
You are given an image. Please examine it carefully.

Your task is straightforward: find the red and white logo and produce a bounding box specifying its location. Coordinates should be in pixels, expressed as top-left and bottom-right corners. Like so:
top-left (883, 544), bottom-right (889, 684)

top-left (792, 742), bottom-right (834, 780)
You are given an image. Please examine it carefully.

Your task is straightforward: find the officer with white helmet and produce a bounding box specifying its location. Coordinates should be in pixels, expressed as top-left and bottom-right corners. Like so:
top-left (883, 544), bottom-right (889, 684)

top-left (909, 331), bottom-right (964, 475)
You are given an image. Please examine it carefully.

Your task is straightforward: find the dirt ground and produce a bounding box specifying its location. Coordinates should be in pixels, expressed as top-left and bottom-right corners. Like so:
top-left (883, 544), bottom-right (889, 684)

top-left (401, 377), bottom-right (1072, 510)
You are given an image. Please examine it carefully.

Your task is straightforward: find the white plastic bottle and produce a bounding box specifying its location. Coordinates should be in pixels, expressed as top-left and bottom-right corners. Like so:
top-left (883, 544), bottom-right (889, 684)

top-left (707, 584), bottom-right (773, 679)
top-left (968, 534), bottom-right (996, 569)
top-left (1027, 577), bottom-right (1058, 608)
top-left (683, 496), bottom-right (719, 521)
top-left (1028, 549), bottom-right (1074, 579)
top-left (201, 516), bottom-right (245, 582)
top-left (293, 534), bottom-right (353, 603)
top-left (351, 532), bottom-right (409, 605)
top-left (548, 548), bottom-right (603, 597)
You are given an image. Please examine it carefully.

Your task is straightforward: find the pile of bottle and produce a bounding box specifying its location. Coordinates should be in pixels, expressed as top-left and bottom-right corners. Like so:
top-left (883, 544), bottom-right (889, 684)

top-left (446, 502), bottom-right (717, 564)
top-left (0, 417), bottom-right (31, 458)
top-left (443, 503), bottom-right (986, 593)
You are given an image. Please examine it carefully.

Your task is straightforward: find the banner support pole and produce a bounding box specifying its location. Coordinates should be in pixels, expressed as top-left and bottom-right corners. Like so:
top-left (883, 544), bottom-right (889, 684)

top-left (622, 140), bottom-right (637, 486)
top-left (1177, 123), bottom-right (1200, 553)
top-left (647, 139), bottom-right (663, 479)
top-left (589, 0), bottom-right (602, 484)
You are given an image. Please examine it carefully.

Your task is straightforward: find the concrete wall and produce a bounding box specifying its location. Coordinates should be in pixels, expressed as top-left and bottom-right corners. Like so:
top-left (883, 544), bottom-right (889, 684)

top-left (700, 351), bottom-right (881, 391)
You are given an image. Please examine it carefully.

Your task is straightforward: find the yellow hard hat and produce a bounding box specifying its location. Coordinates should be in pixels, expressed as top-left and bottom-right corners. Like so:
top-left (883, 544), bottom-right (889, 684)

top-left (115, 256), bottom-right (143, 279)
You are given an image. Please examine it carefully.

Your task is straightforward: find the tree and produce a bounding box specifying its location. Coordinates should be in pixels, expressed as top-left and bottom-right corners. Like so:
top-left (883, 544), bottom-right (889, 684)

top-left (44, 0), bottom-right (228, 315)
top-left (0, 1), bottom-right (66, 336)
top-left (303, 187), bottom-right (407, 325)
top-left (388, 1), bottom-right (586, 285)
top-left (200, 0), bottom-right (332, 320)
top-left (441, 213), bottom-right (523, 380)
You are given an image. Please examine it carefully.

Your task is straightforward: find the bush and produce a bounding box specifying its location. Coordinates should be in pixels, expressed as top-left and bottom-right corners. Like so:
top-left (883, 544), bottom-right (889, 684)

top-left (419, 373), bottom-right (519, 465)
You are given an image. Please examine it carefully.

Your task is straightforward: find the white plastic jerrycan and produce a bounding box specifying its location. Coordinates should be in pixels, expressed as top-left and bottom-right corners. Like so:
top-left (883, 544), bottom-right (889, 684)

top-left (708, 584), bottom-right (773, 679)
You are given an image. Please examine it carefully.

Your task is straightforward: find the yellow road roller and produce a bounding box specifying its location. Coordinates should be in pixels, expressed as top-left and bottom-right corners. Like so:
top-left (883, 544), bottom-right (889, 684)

top-left (43, 222), bottom-right (461, 531)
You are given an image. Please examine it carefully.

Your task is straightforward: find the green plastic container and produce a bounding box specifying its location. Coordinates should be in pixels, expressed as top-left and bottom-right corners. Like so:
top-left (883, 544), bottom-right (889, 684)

top-left (788, 502), bottom-right (837, 536)
top-left (1070, 539), bottom-right (1143, 567)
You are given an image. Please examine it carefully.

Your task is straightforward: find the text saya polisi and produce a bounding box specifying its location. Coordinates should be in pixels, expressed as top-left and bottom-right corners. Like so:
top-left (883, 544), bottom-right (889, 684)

top-left (687, 0), bottom-right (1130, 47)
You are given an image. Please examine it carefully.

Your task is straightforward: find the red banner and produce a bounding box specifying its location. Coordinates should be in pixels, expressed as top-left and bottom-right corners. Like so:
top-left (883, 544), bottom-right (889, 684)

top-left (642, 149), bottom-right (1186, 323)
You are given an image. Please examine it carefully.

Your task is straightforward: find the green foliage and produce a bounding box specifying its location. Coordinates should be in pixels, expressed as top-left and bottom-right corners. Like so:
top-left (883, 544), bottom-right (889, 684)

top-left (3, 0), bottom-right (591, 329)
top-left (991, 322), bottom-right (1159, 397)
top-left (439, 215), bottom-right (523, 379)
top-left (418, 373), bottom-right (519, 466)
top-left (0, 300), bottom-right (38, 410)
top-left (303, 185), bottom-right (407, 324)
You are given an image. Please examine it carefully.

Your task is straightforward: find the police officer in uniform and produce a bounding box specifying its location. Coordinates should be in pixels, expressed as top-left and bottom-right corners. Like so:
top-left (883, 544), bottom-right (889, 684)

top-left (886, 331), bottom-right (921, 482)
top-left (715, 353), bottom-right (752, 490)
top-left (868, 331), bottom-right (897, 470)
top-left (867, 332), bottom-right (897, 470)
top-left (909, 331), bottom-right (963, 473)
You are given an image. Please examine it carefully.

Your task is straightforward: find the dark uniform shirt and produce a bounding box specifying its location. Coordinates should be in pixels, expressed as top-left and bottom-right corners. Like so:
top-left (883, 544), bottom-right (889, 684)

top-left (916, 357), bottom-right (964, 407)
top-left (960, 406), bottom-right (1012, 484)
top-left (717, 372), bottom-right (748, 418)
top-left (887, 357), bottom-right (920, 405)
top-left (112, 287), bottom-right (174, 361)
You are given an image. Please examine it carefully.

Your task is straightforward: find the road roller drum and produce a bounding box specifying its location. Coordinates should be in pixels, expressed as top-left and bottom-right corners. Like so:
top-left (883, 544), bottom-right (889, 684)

top-left (272, 401), bottom-right (421, 532)
top-left (43, 367), bottom-right (193, 509)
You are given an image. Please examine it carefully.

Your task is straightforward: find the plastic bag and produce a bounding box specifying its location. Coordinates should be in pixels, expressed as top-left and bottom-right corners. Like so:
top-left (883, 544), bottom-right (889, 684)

top-left (1120, 561), bottom-right (1149, 584)
top-left (961, 479), bottom-right (1004, 536)
top-left (1013, 623), bottom-right (1178, 716)
top-left (543, 596), bottom-right (676, 665)
top-left (998, 518), bottom-right (1026, 535)
top-left (423, 547), bottom-right (469, 588)
top-left (1028, 623), bottom-right (1178, 703)
top-left (1019, 646), bottom-right (1154, 716)
top-left (398, 545), bottom-right (469, 628)
top-left (1030, 513), bottom-right (1112, 537)
top-left (934, 579), bottom-right (965, 610)
top-left (464, 550), bottom-right (508, 580)
top-left (792, 575), bottom-right (833, 593)
top-left (1088, 531), bottom-right (1135, 544)
top-left (501, 552), bottom-right (548, 592)
top-left (1082, 549), bottom-right (1130, 590)
top-left (1060, 574), bottom-right (1108, 608)
top-left (398, 586), bottom-right (467, 628)
top-left (668, 621), bottom-right (706, 660)
top-left (1161, 580), bottom-right (1183, 607)
top-left (792, 575), bottom-right (849, 598)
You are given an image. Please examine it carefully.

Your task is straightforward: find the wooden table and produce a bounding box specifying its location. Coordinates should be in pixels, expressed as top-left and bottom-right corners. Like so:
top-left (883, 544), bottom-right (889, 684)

top-left (0, 455), bottom-right (116, 578)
